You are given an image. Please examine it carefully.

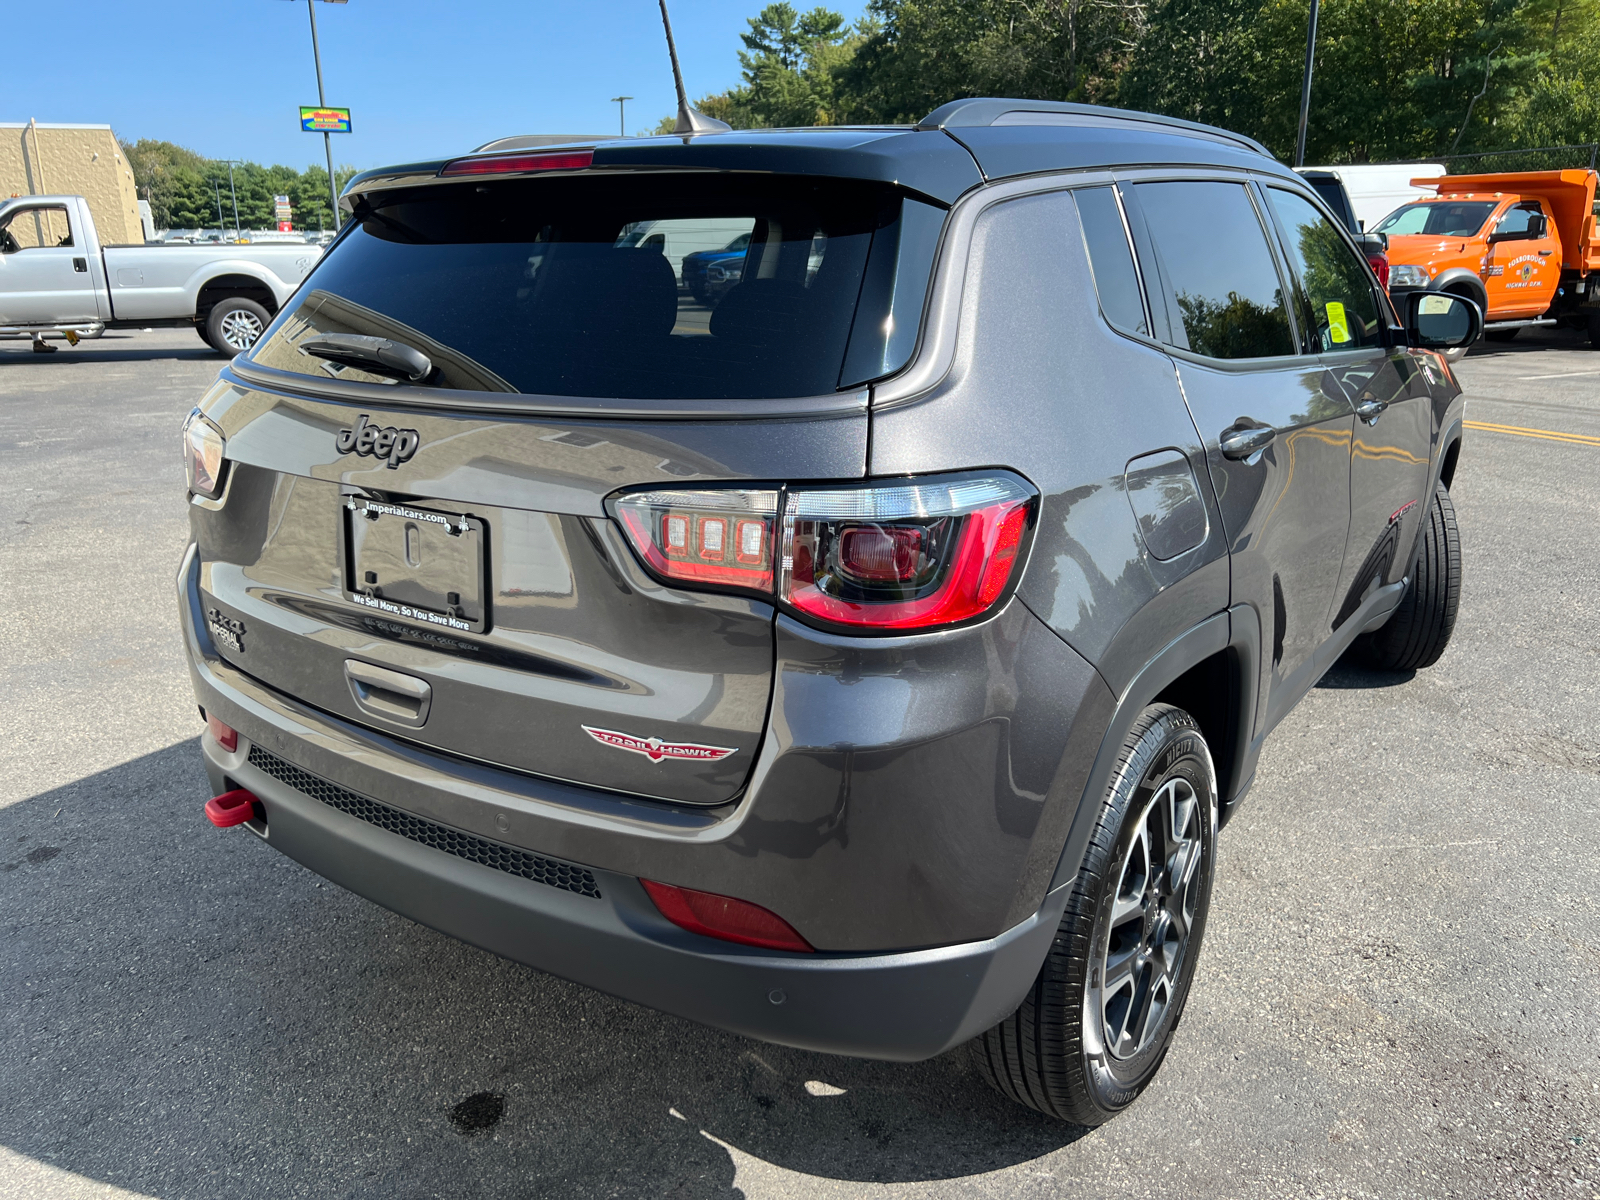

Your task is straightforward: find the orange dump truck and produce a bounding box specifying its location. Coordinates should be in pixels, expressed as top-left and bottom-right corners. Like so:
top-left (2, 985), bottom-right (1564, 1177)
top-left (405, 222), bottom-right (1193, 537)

top-left (1373, 169), bottom-right (1600, 347)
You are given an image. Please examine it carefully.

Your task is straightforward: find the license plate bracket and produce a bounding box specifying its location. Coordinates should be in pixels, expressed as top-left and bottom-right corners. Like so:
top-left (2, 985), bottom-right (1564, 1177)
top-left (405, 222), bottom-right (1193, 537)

top-left (344, 497), bottom-right (488, 634)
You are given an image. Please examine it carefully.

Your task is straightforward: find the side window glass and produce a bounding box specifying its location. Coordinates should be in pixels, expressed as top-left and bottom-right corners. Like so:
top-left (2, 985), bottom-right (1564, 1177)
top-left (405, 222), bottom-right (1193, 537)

top-left (1131, 181), bottom-right (1295, 360)
top-left (1073, 187), bottom-right (1148, 335)
top-left (0, 204), bottom-right (72, 252)
top-left (1494, 201), bottom-right (1544, 238)
top-left (1266, 188), bottom-right (1382, 351)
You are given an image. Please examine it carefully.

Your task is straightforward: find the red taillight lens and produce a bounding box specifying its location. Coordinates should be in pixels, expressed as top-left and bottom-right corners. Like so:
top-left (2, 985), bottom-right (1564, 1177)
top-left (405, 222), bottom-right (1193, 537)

top-left (1367, 252), bottom-right (1390, 291)
top-left (610, 473), bottom-right (1036, 633)
top-left (440, 150), bottom-right (593, 177)
top-left (205, 712), bottom-right (238, 752)
top-left (641, 880), bottom-right (814, 952)
top-left (779, 475), bottom-right (1035, 631)
top-left (613, 489), bottom-right (778, 592)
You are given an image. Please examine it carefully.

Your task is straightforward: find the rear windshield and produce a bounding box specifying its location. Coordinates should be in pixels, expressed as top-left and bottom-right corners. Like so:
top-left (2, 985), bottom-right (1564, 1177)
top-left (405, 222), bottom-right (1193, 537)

top-left (248, 172), bottom-right (942, 400)
top-left (1373, 201), bottom-right (1496, 238)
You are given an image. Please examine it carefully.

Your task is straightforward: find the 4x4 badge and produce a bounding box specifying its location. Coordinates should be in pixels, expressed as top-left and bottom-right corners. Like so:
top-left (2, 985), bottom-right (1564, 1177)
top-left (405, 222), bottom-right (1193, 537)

top-left (582, 725), bottom-right (736, 764)
top-left (336, 414), bottom-right (421, 469)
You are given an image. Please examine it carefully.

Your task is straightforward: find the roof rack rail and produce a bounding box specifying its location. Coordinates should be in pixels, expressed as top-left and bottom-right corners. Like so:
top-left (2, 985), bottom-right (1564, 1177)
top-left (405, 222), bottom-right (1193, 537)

top-left (916, 98), bottom-right (1273, 159)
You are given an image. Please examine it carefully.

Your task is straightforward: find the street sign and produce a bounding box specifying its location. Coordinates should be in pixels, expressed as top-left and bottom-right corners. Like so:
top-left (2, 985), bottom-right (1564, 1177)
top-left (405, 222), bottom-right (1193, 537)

top-left (274, 195), bottom-right (292, 220)
top-left (300, 106), bottom-right (352, 133)
top-left (278, 221), bottom-right (294, 233)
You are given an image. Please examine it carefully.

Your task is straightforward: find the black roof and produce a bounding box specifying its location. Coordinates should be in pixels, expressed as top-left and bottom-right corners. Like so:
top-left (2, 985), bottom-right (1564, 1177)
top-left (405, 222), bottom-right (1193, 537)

top-left (344, 99), bottom-right (1291, 209)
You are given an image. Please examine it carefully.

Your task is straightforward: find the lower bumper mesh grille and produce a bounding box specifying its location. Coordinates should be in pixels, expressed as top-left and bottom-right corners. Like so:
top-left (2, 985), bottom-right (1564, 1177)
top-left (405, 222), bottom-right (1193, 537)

top-left (245, 745), bottom-right (602, 899)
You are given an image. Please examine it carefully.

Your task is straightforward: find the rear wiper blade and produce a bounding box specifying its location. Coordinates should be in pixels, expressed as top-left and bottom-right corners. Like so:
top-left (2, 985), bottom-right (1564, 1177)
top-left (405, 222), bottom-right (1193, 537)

top-left (299, 333), bottom-right (433, 382)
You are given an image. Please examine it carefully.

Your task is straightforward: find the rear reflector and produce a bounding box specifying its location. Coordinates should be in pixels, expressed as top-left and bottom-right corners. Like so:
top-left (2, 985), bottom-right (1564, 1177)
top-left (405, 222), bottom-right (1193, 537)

top-left (205, 789), bottom-right (259, 828)
top-left (641, 880), bottom-right (814, 952)
top-left (440, 150), bottom-right (594, 177)
top-left (206, 712), bottom-right (238, 752)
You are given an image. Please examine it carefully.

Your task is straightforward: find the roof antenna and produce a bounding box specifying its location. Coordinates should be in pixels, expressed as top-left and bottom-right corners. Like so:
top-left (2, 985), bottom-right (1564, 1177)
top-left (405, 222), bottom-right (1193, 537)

top-left (659, 0), bottom-right (730, 136)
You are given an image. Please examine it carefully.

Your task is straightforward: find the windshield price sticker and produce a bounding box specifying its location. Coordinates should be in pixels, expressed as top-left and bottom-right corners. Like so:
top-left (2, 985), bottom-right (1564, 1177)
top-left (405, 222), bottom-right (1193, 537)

top-left (1325, 301), bottom-right (1351, 344)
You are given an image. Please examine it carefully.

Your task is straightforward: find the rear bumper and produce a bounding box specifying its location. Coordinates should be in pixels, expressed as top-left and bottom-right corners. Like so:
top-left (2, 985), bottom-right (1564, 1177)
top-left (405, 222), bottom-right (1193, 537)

top-left (179, 541), bottom-right (1083, 1059)
top-left (209, 733), bottom-right (1062, 1060)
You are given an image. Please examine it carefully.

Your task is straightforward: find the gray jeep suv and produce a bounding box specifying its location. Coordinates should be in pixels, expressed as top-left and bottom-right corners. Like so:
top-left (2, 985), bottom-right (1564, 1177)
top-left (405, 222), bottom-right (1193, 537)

top-left (178, 99), bottom-right (1479, 1124)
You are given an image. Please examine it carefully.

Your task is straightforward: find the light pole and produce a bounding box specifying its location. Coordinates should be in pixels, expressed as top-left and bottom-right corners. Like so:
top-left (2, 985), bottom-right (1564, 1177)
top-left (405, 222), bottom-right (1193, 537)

top-left (611, 95), bottom-right (633, 138)
top-left (304, 0), bottom-right (346, 228)
top-left (218, 160), bottom-right (243, 237)
top-left (1294, 0), bottom-right (1320, 167)
top-left (211, 180), bottom-right (225, 236)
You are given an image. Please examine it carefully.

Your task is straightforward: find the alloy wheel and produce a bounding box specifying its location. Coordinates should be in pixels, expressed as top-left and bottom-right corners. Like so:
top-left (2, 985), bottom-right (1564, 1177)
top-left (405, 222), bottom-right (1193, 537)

top-left (218, 308), bottom-right (265, 351)
top-left (1099, 776), bottom-right (1202, 1060)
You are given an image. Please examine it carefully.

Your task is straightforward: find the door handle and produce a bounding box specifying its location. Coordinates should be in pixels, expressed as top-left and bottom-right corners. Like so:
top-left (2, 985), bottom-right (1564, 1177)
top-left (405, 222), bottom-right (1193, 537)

top-left (344, 659), bottom-right (432, 727)
top-left (1219, 424), bottom-right (1276, 460)
top-left (1538, 249), bottom-right (1553, 256)
top-left (72, 257), bottom-right (87, 273)
top-left (1356, 399), bottom-right (1388, 424)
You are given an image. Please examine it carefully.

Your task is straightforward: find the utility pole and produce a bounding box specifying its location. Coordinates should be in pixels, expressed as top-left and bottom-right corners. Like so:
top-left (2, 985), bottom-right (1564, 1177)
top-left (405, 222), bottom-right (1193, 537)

top-left (222, 160), bottom-right (242, 237)
top-left (1294, 0), bottom-right (1320, 167)
top-left (212, 181), bottom-right (225, 235)
top-left (306, 0), bottom-right (341, 228)
top-left (611, 96), bottom-right (633, 138)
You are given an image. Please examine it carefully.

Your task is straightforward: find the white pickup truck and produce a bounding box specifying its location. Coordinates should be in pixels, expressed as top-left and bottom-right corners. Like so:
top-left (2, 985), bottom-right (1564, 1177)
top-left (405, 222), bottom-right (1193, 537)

top-left (0, 194), bottom-right (321, 354)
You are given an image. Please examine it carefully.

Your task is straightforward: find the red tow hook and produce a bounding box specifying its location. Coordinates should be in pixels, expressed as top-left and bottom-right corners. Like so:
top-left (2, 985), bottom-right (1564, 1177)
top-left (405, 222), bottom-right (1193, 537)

top-left (205, 789), bottom-right (261, 828)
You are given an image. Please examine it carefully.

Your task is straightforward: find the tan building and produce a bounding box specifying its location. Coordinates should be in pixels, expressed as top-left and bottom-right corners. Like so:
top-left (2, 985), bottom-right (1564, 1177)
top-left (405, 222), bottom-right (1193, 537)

top-left (2, 121), bottom-right (144, 245)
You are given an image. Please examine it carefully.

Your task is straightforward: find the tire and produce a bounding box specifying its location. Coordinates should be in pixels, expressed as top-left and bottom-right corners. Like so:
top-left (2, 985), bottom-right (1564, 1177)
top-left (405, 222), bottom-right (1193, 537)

top-left (204, 296), bottom-right (271, 355)
top-left (1587, 310), bottom-right (1600, 349)
top-left (196, 322), bottom-right (218, 350)
top-left (1354, 482), bottom-right (1460, 671)
top-left (1484, 327), bottom-right (1519, 343)
top-left (976, 704), bottom-right (1218, 1125)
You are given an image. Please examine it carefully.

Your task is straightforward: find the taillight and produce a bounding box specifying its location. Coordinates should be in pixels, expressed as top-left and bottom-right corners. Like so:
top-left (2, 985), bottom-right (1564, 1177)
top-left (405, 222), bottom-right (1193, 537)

top-left (612, 489), bottom-right (779, 592)
top-left (1367, 252), bottom-right (1390, 291)
top-left (781, 476), bottom-right (1033, 630)
top-left (610, 473), bottom-right (1036, 633)
top-left (182, 408), bottom-right (227, 498)
top-left (440, 150), bottom-right (593, 177)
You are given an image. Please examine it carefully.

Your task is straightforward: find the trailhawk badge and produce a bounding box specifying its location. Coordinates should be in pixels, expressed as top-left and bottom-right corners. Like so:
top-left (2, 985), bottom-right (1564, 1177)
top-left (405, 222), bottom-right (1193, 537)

top-left (582, 725), bottom-right (736, 764)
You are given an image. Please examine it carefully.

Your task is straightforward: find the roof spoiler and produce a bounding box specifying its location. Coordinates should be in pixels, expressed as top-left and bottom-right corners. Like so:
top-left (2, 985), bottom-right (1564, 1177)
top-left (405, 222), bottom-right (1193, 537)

top-left (915, 99), bottom-right (1273, 158)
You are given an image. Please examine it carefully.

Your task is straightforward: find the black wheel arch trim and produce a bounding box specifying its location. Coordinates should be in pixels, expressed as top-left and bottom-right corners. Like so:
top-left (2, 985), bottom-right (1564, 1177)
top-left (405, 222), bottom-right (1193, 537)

top-left (1429, 269), bottom-right (1488, 308)
top-left (1047, 605), bottom-right (1259, 893)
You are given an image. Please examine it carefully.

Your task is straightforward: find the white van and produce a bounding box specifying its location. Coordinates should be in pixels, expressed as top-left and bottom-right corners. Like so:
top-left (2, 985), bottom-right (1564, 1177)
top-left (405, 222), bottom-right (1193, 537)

top-left (617, 217), bottom-right (753, 284)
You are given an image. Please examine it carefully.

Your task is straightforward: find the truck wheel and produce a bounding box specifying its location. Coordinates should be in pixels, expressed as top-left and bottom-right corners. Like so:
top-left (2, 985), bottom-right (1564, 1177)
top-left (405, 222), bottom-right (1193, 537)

top-left (976, 704), bottom-right (1217, 1125)
top-left (1354, 482), bottom-right (1460, 672)
top-left (204, 297), bottom-right (271, 355)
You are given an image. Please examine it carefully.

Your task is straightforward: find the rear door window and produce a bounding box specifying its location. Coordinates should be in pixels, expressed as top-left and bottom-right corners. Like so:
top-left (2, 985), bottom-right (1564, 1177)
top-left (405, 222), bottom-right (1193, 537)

top-left (1131, 181), bottom-right (1296, 359)
top-left (1072, 187), bottom-right (1149, 335)
top-left (1265, 188), bottom-right (1383, 351)
top-left (249, 173), bottom-right (937, 401)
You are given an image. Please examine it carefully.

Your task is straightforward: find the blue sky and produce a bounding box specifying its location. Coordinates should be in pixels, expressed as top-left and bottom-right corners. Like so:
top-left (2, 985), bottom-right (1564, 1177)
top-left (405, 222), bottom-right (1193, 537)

top-left (12, 1), bottom-right (867, 171)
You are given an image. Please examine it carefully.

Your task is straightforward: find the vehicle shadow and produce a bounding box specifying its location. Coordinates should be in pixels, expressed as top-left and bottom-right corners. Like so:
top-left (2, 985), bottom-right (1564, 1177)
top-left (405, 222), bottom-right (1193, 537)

top-left (0, 745), bottom-right (1081, 1200)
top-left (0, 343), bottom-right (221, 365)
top-left (1316, 661), bottom-right (1416, 689)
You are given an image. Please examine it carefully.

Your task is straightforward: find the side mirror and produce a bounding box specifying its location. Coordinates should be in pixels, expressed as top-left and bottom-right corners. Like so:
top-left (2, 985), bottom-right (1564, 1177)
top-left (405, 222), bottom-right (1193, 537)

top-left (1404, 290), bottom-right (1482, 350)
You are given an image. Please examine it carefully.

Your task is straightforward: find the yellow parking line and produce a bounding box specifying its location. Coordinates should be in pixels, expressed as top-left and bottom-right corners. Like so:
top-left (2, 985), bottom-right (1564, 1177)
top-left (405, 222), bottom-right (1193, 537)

top-left (1464, 419), bottom-right (1600, 447)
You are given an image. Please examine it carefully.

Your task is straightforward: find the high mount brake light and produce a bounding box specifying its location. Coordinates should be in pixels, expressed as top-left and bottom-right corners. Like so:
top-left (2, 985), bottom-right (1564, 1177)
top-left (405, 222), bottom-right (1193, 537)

top-left (440, 150), bottom-right (594, 177)
top-left (611, 474), bottom-right (1036, 633)
top-left (182, 408), bottom-right (227, 499)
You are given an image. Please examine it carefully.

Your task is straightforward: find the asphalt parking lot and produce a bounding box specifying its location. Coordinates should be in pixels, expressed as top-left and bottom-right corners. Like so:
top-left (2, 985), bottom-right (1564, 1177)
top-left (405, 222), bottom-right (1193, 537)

top-left (2, 327), bottom-right (1597, 1200)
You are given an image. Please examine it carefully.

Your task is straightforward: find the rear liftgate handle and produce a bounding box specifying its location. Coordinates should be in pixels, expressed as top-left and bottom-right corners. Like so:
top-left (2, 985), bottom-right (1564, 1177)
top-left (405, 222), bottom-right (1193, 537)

top-left (1219, 422), bottom-right (1277, 460)
top-left (344, 660), bottom-right (432, 728)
